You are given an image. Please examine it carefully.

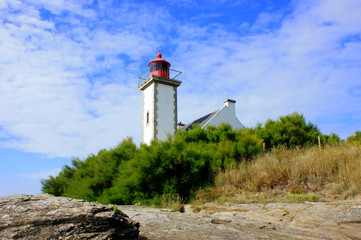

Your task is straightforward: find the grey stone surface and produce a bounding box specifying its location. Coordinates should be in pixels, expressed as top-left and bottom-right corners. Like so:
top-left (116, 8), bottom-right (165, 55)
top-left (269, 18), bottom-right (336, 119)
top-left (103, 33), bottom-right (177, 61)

top-left (0, 194), bottom-right (139, 240)
top-left (120, 199), bottom-right (361, 240)
top-left (1, 194), bottom-right (360, 239)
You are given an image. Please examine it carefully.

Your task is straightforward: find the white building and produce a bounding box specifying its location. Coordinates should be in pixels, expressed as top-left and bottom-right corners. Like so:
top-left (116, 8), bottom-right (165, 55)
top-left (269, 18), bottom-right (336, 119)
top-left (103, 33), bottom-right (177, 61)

top-left (179, 99), bottom-right (244, 131)
top-left (139, 53), bottom-right (244, 144)
top-left (138, 53), bottom-right (181, 144)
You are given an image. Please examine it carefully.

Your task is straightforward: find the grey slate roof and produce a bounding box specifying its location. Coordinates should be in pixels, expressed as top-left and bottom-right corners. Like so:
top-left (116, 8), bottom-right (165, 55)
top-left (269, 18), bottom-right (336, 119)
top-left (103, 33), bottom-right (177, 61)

top-left (180, 108), bottom-right (221, 131)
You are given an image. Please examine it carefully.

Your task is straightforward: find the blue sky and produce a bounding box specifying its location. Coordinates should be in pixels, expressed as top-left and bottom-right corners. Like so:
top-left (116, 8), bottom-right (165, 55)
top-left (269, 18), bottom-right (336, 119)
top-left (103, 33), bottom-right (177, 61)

top-left (1, 0), bottom-right (361, 197)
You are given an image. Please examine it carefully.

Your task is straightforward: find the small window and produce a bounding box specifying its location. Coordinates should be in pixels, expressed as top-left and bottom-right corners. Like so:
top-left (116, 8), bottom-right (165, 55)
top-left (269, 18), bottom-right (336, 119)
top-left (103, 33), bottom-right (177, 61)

top-left (146, 112), bottom-right (149, 124)
top-left (162, 63), bottom-right (168, 71)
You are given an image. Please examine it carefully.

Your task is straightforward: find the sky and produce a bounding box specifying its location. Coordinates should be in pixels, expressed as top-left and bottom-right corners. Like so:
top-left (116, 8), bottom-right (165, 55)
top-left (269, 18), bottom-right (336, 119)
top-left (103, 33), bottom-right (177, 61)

top-left (1, 0), bottom-right (361, 197)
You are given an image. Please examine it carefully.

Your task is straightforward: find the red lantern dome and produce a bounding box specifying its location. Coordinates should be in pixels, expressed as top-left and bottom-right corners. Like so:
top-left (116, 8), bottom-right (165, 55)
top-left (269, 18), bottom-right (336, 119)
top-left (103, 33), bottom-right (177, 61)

top-left (148, 53), bottom-right (171, 79)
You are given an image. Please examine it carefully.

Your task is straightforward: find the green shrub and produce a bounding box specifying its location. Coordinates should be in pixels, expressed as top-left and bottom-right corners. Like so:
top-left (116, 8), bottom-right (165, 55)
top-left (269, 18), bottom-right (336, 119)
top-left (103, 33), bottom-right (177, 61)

top-left (285, 193), bottom-right (317, 202)
top-left (347, 130), bottom-right (361, 145)
top-left (42, 124), bottom-right (263, 205)
top-left (254, 112), bottom-right (321, 149)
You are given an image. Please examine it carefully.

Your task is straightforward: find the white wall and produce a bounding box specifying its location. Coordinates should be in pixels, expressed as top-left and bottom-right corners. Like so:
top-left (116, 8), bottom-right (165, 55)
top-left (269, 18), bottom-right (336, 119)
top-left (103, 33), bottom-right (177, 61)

top-left (205, 101), bottom-right (244, 130)
top-left (142, 84), bottom-right (154, 144)
top-left (156, 84), bottom-right (176, 141)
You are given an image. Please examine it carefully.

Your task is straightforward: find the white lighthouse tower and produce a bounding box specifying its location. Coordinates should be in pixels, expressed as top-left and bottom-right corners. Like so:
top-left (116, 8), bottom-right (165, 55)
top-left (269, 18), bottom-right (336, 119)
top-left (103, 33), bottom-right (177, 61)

top-left (138, 53), bottom-right (182, 144)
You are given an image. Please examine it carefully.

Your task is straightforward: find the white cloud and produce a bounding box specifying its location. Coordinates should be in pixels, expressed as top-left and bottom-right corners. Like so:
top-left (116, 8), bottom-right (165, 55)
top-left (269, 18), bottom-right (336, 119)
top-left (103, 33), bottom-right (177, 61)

top-left (173, 0), bottom-right (361, 138)
top-left (26, 0), bottom-right (91, 16)
top-left (0, 1), bottom-right (148, 157)
top-left (0, 0), bottom-right (360, 162)
top-left (250, 12), bottom-right (284, 32)
top-left (21, 168), bottom-right (62, 180)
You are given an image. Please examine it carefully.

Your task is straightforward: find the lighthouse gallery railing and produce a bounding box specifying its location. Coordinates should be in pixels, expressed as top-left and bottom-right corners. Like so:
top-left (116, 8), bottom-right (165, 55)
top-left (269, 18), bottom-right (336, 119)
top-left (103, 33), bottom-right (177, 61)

top-left (138, 69), bottom-right (182, 86)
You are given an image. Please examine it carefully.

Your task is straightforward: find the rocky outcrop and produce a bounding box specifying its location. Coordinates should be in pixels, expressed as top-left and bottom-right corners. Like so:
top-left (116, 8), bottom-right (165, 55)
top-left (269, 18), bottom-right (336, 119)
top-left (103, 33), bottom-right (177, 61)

top-left (1, 194), bottom-right (360, 239)
top-left (0, 194), bottom-right (139, 240)
top-left (120, 199), bottom-right (361, 239)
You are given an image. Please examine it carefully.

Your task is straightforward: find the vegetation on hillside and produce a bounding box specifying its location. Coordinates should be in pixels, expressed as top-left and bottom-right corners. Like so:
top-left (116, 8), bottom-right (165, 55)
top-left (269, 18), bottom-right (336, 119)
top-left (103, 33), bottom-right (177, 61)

top-left (347, 130), bottom-right (361, 145)
top-left (197, 144), bottom-right (361, 204)
top-left (41, 112), bottom-right (361, 206)
top-left (42, 123), bottom-right (264, 205)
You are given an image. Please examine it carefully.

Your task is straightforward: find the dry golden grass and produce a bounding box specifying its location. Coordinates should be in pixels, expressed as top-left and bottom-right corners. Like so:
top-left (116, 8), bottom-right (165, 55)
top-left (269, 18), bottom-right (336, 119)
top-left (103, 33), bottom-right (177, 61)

top-left (196, 144), bottom-right (361, 204)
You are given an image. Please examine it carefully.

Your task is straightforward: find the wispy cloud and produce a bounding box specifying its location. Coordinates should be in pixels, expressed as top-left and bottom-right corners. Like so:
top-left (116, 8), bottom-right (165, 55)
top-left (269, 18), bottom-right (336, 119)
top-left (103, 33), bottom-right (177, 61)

top-left (0, 0), bottom-right (360, 161)
top-left (175, 0), bottom-right (361, 138)
top-left (0, 0), bottom-right (161, 157)
top-left (20, 168), bottom-right (62, 180)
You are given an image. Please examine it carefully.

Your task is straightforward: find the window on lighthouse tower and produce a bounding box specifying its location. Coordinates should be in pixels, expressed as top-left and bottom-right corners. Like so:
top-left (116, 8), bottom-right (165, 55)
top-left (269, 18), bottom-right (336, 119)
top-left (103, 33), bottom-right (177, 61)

top-left (149, 62), bottom-right (169, 78)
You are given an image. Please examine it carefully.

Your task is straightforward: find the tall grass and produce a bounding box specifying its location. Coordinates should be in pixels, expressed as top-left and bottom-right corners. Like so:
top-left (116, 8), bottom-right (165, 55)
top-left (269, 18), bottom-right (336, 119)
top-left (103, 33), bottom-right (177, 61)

top-left (196, 144), bottom-right (361, 203)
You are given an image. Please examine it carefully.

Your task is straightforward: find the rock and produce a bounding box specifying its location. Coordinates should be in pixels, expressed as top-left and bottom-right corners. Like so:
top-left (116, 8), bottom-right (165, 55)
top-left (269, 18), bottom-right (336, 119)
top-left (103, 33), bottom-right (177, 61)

top-left (3, 194), bottom-right (359, 239)
top-left (336, 204), bottom-right (361, 240)
top-left (0, 194), bottom-right (139, 240)
top-left (120, 199), bottom-right (361, 239)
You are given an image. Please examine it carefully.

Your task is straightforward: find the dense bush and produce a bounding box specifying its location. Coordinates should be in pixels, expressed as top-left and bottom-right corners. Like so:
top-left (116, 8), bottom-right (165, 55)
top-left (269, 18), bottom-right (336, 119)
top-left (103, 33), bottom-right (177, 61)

top-left (41, 137), bottom-right (137, 201)
top-left (254, 112), bottom-right (325, 149)
top-left (42, 113), bottom-right (353, 205)
top-left (41, 124), bottom-right (263, 205)
top-left (100, 139), bottom-right (215, 204)
top-left (347, 131), bottom-right (361, 145)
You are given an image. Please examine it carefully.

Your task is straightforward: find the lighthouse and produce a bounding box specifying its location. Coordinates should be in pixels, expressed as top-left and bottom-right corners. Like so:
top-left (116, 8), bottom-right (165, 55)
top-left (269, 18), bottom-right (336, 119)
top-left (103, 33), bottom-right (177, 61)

top-left (138, 53), bottom-right (182, 144)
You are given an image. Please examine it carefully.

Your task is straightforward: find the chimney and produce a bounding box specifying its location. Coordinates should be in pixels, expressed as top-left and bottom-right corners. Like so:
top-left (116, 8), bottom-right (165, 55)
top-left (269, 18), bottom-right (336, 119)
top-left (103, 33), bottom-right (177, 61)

top-left (224, 99), bottom-right (236, 115)
top-left (177, 121), bottom-right (185, 129)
